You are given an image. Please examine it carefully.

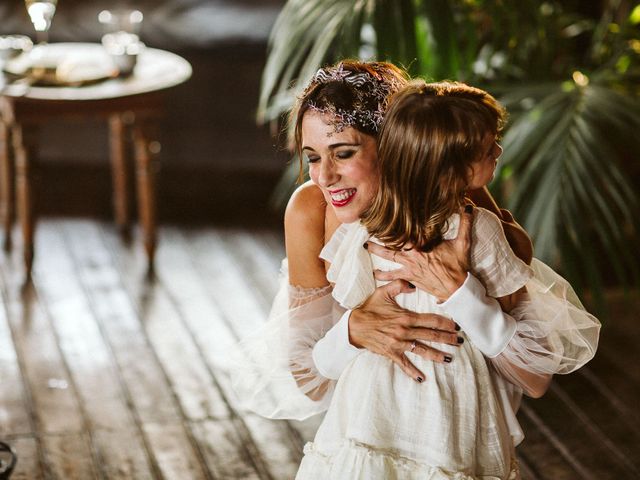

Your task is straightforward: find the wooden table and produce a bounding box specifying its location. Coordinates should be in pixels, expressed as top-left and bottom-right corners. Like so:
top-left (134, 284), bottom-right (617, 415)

top-left (0, 43), bottom-right (192, 278)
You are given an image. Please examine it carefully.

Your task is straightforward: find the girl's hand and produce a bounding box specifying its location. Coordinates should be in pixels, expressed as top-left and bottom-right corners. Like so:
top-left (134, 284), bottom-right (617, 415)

top-left (349, 279), bottom-right (462, 382)
top-left (364, 206), bottom-right (473, 303)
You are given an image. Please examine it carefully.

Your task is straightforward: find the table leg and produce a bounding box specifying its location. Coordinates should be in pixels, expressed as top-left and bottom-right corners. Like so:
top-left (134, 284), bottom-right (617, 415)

top-left (12, 124), bottom-right (34, 277)
top-left (0, 120), bottom-right (14, 252)
top-left (109, 114), bottom-right (131, 240)
top-left (132, 123), bottom-right (159, 272)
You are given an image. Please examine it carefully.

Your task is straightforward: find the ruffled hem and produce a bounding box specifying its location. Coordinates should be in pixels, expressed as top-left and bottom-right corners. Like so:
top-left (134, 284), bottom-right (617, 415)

top-left (296, 440), bottom-right (519, 480)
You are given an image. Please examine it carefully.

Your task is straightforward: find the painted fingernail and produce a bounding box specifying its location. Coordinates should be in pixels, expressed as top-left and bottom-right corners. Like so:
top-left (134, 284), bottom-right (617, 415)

top-left (444, 355), bottom-right (453, 363)
top-left (465, 204), bottom-right (473, 213)
top-left (457, 336), bottom-right (464, 344)
top-left (407, 282), bottom-right (416, 289)
top-left (454, 323), bottom-right (461, 331)
top-left (416, 376), bottom-right (424, 383)
top-left (363, 242), bottom-right (368, 250)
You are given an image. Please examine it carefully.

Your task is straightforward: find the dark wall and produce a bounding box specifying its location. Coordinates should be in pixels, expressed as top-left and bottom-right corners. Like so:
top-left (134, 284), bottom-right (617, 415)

top-left (1, 0), bottom-right (289, 225)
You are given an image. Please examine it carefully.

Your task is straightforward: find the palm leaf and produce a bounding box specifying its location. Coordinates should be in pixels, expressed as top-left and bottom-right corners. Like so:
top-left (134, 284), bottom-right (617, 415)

top-left (372, 0), bottom-right (418, 67)
top-left (495, 82), bottom-right (640, 306)
top-left (258, 0), bottom-right (370, 124)
top-left (413, 0), bottom-right (462, 79)
top-left (258, 0), bottom-right (476, 125)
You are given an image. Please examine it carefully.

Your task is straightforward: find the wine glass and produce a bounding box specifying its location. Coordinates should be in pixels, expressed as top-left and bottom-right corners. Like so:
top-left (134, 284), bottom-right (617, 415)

top-left (24, 0), bottom-right (57, 73)
top-left (25, 0), bottom-right (57, 44)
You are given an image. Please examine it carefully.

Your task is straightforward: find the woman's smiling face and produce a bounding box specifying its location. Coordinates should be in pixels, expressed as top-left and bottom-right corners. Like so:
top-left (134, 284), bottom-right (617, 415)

top-left (302, 111), bottom-right (379, 224)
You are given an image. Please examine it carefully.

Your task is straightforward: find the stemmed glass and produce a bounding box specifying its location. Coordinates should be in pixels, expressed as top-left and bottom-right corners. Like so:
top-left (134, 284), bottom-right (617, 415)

top-left (24, 0), bottom-right (57, 71)
top-left (25, 0), bottom-right (57, 44)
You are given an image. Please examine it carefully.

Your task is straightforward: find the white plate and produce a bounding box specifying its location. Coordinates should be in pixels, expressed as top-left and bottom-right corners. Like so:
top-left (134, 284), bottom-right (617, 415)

top-left (3, 43), bottom-right (117, 86)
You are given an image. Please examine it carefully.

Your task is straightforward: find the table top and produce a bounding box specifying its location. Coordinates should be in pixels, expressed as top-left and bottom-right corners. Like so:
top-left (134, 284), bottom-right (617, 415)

top-left (0, 42), bottom-right (192, 101)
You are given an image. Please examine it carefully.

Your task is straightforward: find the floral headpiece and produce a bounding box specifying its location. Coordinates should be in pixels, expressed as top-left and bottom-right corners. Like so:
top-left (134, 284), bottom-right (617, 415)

top-left (301, 63), bottom-right (403, 134)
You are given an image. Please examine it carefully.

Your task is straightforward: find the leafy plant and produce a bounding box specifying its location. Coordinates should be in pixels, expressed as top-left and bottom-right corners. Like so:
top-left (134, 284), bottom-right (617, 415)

top-left (258, 0), bottom-right (640, 312)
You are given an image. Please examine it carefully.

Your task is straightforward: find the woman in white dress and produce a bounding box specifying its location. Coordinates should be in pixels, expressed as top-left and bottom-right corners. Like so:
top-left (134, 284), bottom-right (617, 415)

top-left (296, 79), bottom-right (550, 479)
top-left (231, 63), bottom-right (599, 478)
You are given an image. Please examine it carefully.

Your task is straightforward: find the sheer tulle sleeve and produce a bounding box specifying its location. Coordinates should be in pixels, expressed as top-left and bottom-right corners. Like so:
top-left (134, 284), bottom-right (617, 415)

top-left (490, 258), bottom-right (601, 391)
top-left (229, 260), bottom-right (345, 420)
top-left (467, 209), bottom-right (600, 395)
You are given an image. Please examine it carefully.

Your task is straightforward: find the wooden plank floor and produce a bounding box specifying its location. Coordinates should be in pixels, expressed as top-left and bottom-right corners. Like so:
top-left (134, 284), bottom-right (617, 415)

top-left (0, 218), bottom-right (638, 479)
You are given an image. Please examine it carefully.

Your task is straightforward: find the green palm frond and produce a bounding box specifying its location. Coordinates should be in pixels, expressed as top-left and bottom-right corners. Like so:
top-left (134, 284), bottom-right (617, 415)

top-left (413, 0), bottom-right (471, 80)
top-left (258, 0), bottom-right (371, 124)
top-left (258, 0), bottom-right (357, 122)
top-left (495, 82), bottom-right (640, 307)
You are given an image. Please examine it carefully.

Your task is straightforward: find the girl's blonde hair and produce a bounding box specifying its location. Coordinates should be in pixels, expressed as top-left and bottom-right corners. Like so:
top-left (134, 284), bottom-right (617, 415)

top-left (362, 80), bottom-right (507, 251)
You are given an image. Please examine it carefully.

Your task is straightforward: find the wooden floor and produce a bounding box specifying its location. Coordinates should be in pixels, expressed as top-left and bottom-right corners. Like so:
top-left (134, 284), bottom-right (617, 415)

top-left (0, 218), bottom-right (638, 479)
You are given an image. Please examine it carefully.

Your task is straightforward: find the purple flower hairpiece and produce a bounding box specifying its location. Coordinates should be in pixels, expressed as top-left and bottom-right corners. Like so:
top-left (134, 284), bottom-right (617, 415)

top-left (301, 63), bottom-right (402, 135)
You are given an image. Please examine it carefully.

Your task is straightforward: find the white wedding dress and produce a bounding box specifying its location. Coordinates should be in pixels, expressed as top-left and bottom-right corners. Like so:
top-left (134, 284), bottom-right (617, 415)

top-left (229, 208), bottom-right (600, 480)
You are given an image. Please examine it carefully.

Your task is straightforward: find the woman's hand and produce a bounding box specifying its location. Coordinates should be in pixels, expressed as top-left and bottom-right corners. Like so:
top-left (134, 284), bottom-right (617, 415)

top-left (349, 279), bottom-right (462, 382)
top-left (365, 206), bottom-right (474, 302)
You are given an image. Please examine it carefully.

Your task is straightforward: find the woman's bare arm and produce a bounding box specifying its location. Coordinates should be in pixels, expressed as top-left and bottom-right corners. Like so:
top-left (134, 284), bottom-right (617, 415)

top-left (285, 182), bottom-right (331, 289)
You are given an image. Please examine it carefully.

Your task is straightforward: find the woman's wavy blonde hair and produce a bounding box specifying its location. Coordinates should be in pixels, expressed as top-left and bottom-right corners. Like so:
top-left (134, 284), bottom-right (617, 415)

top-left (361, 80), bottom-right (506, 251)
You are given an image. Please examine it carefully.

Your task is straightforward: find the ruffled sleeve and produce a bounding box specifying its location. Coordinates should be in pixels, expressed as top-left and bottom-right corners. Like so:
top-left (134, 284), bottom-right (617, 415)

top-left (229, 259), bottom-right (346, 420)
top-left (470, 208), bottom-right (533, 297)
top-left (320, 222), bottom-right (376, 310)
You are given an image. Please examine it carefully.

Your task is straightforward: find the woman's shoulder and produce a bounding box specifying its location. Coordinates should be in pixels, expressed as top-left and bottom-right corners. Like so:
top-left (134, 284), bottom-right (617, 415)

top-left (285, 182), bottom-right (331, 287)
top-left (285, 182), bottom-right (326, 235)
top-left (286, 181), bottom-right (341, 243)
top-left (286, 181), bottom-right (326, 220)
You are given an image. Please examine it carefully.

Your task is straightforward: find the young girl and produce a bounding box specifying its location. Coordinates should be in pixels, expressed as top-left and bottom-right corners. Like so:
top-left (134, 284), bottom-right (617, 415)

top-left (295, 80), bottom-right (599, 479)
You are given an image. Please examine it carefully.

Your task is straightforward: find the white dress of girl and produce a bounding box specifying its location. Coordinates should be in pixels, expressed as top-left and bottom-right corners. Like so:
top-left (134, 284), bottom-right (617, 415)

top-left (295, 208), bottom-right (532, 480)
